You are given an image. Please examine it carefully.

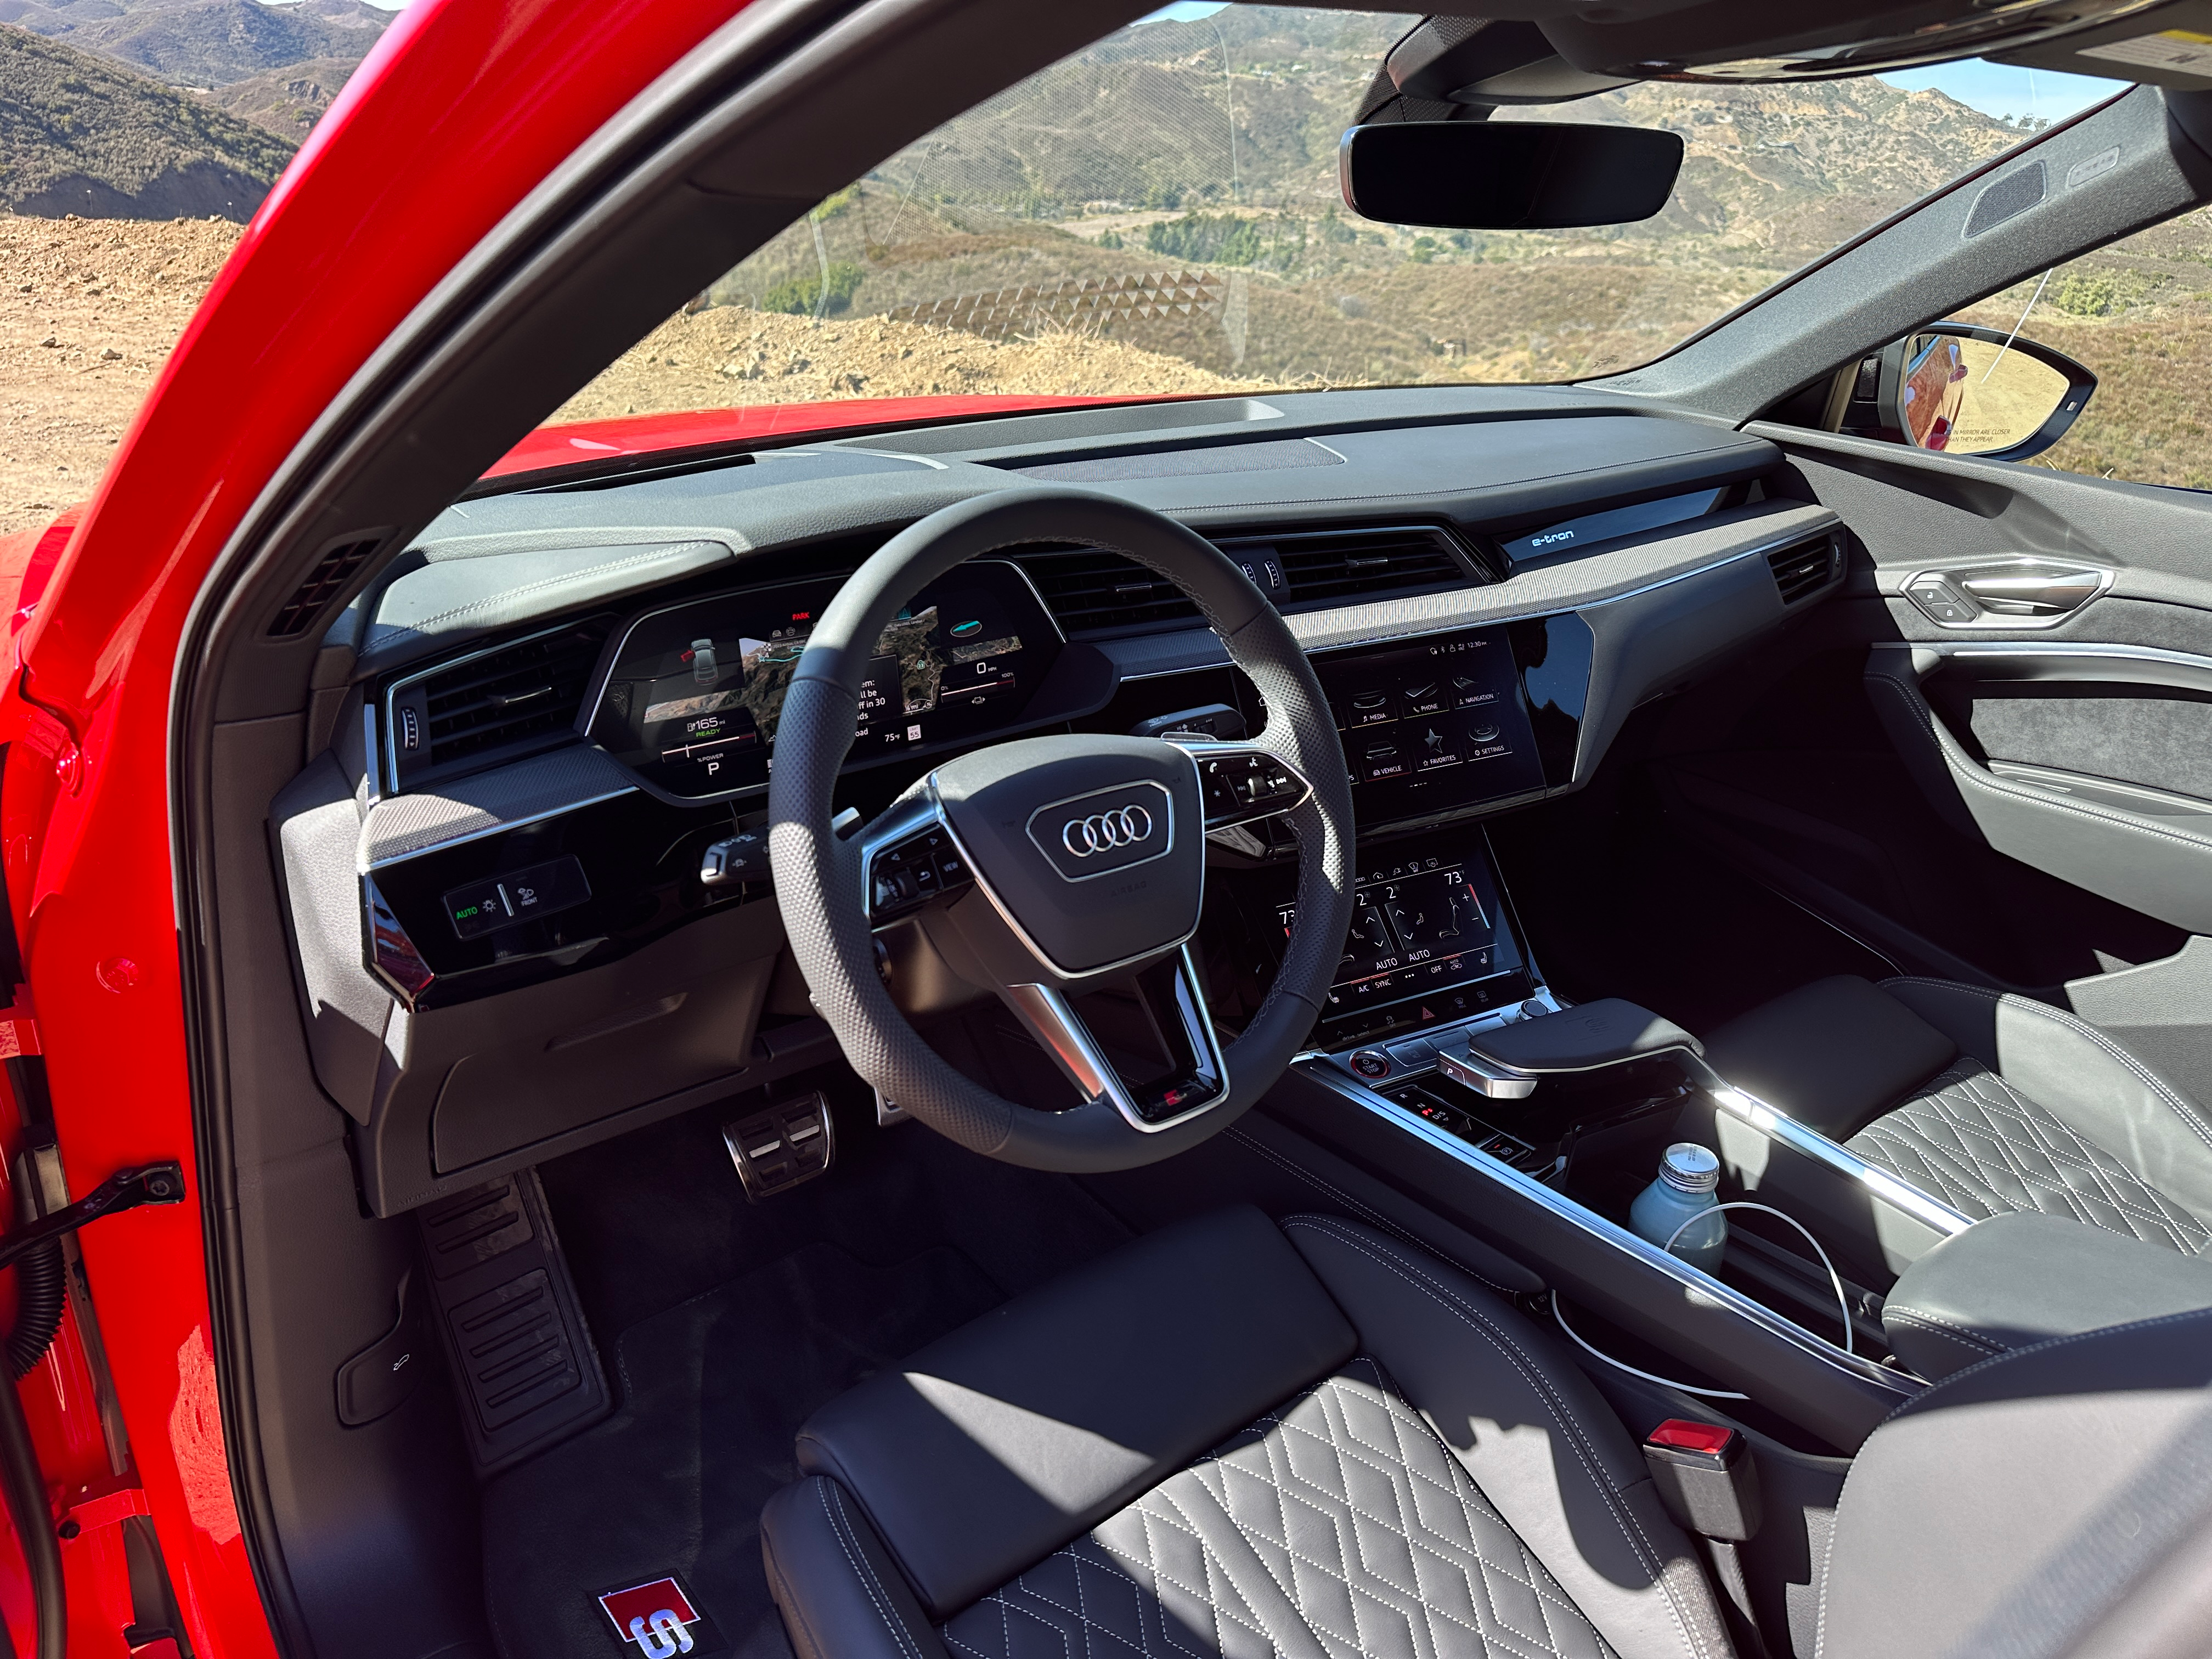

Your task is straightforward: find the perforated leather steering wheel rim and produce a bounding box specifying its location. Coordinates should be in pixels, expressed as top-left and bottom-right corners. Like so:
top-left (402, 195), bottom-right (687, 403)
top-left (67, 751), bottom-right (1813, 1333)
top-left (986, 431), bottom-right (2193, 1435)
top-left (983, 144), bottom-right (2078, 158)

top-left (768, 486), bottom-right (1355, 1172)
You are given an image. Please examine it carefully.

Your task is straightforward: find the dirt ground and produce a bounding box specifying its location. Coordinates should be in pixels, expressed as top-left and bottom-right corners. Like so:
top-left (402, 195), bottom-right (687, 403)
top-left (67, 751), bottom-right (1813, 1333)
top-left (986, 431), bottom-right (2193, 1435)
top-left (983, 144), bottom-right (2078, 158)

top-left (0, 214), bottom-right (244, 533)
top-left (551, 306), bottom-right (1267, 421)
top-left (0, 216), bottom-right (1269, 534)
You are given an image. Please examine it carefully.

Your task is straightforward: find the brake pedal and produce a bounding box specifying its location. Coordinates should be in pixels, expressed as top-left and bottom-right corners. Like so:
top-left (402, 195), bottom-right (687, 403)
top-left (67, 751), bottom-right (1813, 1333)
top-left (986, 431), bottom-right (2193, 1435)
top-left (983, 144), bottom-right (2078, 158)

top-left (723, 1092), bottom-right (835, 1200)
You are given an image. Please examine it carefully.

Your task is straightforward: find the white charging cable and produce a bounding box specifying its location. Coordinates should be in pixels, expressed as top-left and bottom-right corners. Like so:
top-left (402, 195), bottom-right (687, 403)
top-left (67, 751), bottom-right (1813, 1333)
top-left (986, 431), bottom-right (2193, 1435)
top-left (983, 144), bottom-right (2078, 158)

top-left (1551, 1295), bottom-right (1751, 1400)
top-left (1550, 1199), bottom-right (1861, 1401)
top-left (1667, 1200), bottom-right (1857, 1358)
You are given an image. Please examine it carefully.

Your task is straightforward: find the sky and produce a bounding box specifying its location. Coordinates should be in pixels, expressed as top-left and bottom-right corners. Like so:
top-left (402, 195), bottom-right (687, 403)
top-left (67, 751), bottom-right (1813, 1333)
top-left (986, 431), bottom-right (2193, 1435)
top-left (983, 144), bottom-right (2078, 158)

top-left (1138, 2), bottom-right (2129, 125)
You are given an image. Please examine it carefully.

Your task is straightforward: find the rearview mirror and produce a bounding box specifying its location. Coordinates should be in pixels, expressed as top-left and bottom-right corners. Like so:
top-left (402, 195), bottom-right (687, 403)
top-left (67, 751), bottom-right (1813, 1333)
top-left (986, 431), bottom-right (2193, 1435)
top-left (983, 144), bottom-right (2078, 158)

top-left (1836, 323), bottom-right (2096, 462)
top-left (1338, 121), bottom-right (1685, 230)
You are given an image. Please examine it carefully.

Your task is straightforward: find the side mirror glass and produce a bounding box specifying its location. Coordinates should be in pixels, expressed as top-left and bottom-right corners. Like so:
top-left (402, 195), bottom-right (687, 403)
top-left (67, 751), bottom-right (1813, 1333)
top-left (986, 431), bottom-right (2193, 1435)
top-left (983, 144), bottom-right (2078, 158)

top-left (1338, 121), bottom-right (1684, 230)
top-left (1839, 324), bottom-right (2095, 461)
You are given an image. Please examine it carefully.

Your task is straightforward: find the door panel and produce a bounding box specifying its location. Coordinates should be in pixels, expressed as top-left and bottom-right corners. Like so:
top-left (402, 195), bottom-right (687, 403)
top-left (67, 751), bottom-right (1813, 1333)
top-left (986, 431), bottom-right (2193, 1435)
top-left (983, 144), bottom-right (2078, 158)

top-left (1866, 644), bottom-right (2212, 935)
top-left (1650, 431), bottom-right (2212, 1002)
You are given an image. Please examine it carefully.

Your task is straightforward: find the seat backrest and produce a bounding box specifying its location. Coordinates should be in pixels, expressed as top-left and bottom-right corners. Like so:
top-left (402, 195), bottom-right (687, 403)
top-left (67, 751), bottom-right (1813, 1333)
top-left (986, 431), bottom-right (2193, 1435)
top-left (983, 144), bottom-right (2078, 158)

top-left (1819, 1306), bottom-right (2212, 1657)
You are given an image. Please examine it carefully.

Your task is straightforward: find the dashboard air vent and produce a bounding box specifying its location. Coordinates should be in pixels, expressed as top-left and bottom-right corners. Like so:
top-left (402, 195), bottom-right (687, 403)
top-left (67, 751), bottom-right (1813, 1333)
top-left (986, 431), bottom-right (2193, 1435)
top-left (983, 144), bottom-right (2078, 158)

top-left (268, 534), bottom-right (385, 639)
top-left (389, 619), bottom-right (610, 787)
top-left (1259, 526), bottom-right (1475, 605)
top-left (1768, 533), bottom-right (1842, 605)
top-left (1004, 523), bottom-right (1481, 637)
top-left (1003, 544), bottom-right (1202, 633)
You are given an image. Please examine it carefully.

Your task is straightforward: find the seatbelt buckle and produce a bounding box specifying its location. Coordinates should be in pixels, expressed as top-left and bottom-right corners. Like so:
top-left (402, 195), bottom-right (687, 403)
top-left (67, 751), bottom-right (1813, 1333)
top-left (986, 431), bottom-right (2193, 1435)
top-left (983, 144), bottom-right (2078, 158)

top-left (1643, 1420), bottom-right (1762, 1542)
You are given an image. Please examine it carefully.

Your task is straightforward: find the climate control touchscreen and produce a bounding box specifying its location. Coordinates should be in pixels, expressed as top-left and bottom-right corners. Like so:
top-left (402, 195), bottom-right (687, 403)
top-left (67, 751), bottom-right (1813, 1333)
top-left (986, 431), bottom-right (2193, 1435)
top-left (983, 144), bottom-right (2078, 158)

top-left (1279, 848), bottom-right (1524, 1029)
top-left (1314, 626), bottom-right (1544, 822)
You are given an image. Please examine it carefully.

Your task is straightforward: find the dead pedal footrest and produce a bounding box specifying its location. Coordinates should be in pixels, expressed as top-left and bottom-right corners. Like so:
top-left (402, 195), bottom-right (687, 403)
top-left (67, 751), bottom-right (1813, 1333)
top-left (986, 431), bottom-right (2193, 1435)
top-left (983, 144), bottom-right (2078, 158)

top-left (416, 1167), bottom-right (609, 1473)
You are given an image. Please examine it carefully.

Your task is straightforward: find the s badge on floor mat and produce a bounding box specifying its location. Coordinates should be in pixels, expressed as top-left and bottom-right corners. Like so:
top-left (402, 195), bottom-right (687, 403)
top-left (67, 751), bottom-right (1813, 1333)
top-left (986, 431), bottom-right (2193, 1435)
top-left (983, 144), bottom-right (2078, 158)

top-left (597, 1576), bottom-right (725, 1659)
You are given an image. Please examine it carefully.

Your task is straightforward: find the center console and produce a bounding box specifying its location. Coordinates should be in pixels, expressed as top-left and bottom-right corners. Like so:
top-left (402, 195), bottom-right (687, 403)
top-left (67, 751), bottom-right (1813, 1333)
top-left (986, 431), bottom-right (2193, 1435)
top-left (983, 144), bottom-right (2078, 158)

top-left (1204, 802), bottom-right (1972, 1450)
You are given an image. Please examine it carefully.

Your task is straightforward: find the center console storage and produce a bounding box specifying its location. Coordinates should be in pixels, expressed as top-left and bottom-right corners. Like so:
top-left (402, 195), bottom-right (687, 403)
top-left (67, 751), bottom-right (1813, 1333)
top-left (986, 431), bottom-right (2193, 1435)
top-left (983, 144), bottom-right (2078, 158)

top-left (1218, 821), bottom-right (1961, 1448)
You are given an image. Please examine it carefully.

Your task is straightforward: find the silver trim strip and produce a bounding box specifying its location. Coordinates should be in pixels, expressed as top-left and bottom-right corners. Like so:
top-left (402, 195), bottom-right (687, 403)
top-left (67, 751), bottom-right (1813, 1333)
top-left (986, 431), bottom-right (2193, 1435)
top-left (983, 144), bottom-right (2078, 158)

top-left (1300, 1059), bottom-right (1921, 1399)
top-left (1705, 1083), bottom-right (1975, 1238)
top-left (1119, 516), bottom-right (1842, 682)
top-left (1932, 639), bottom-right (2212, 676)
top-left (360, 785), bottom-right (637, 872)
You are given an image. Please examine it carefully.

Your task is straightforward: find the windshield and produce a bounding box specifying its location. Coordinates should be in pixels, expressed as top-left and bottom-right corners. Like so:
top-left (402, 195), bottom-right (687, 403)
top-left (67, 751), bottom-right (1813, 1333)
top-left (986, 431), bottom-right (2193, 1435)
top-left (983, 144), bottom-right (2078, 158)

top-left (555, 4), bottom-right (2053, 426)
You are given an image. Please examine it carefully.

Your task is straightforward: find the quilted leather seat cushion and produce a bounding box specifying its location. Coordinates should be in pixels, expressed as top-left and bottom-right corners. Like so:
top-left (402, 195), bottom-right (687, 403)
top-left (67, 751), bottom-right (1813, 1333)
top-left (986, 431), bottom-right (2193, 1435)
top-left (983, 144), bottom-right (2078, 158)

top-left (763, 1211), bottom-right (1728, 1659)
top-left (1848, 1061), bottom-right (2212, 1254)
top-left (944, 1357), bottom-right (1610, 1659)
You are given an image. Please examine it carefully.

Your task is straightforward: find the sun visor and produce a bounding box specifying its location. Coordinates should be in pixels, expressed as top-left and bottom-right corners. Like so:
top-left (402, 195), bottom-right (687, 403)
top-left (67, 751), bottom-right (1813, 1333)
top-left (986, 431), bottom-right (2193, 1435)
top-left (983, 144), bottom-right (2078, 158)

top-left (1539, 0), bottom-right (2182, 81)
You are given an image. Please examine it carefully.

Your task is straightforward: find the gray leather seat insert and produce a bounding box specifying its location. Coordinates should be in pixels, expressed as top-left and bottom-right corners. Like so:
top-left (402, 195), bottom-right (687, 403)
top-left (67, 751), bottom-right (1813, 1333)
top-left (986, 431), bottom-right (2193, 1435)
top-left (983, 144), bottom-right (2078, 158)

top-left (1704, 974), bottom-right (2212, 1253)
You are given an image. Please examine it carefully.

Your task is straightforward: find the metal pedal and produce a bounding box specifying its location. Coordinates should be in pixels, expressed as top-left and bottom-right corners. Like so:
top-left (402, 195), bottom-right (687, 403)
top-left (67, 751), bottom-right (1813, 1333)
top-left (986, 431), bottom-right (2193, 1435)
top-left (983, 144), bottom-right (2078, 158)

top-left (723, 1091), bottom-right (835, 1199)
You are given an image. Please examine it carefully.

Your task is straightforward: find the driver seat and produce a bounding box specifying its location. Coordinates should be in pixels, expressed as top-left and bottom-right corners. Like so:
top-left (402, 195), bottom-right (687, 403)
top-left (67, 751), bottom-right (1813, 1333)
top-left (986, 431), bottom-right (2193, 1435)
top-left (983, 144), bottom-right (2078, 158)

top-left (761, 1207), bottom-right (2212, 1659)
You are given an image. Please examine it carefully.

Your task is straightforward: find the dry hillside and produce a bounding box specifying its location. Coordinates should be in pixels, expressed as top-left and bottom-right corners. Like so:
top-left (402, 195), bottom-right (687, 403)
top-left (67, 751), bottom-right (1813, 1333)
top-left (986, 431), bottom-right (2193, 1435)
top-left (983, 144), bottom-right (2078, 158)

top-left (0, 23), bottom-right (296, 217)
top-left (0, 212), bottom-right (238, 528)
top-left (0, 216), bottom-right (1274, 532)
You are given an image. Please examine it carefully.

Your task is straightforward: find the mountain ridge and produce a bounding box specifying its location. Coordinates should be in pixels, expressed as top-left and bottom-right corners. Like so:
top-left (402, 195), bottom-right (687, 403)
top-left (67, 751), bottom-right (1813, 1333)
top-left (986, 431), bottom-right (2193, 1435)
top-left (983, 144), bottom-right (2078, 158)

top-left (0, 21), bottom-right (294, 218)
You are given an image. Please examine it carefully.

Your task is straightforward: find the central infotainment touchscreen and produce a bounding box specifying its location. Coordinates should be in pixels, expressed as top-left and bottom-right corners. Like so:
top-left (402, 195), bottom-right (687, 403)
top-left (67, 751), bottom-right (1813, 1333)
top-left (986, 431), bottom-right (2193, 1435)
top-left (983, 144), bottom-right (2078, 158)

top-left (1312, 625), bottom-right (1545, 823)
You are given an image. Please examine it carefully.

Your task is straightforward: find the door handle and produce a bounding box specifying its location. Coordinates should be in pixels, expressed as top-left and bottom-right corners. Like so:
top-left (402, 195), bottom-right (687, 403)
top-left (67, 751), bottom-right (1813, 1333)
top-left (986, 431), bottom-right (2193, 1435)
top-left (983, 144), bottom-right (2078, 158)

top-left (1955, 572), bottom-right (2103, 615)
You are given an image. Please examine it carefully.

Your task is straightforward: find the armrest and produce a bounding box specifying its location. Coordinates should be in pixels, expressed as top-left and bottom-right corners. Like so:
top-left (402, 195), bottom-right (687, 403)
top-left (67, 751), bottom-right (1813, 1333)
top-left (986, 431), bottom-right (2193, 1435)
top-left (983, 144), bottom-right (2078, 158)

top-left (1463, 1000), bottom-right (1703, 1074)
top-left (1882, 1211), bottom-right (2212, 1381)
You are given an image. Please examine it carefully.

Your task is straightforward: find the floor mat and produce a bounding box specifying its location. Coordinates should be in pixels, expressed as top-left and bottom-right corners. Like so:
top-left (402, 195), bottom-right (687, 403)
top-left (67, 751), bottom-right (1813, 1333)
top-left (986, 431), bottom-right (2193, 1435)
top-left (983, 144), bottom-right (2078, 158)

top-left (482, 1239), bottom-right (1005, 1659)
top-left (488, 1078), bottom-right (1136, 1659)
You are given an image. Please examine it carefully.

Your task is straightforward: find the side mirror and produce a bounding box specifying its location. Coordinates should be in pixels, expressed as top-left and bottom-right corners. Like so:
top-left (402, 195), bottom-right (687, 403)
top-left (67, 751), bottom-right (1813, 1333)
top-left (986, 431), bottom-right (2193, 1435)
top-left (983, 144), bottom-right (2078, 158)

top-left (1837, 323), bottom-right (2095, 462)
top-left (1339, 121), bottom-right (1684, 230)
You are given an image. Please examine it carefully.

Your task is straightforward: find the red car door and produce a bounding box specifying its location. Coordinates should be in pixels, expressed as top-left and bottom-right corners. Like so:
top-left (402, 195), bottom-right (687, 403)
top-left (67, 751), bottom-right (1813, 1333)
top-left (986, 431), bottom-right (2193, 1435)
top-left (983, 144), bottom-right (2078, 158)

top-left (0, 1), bottom-right (776, 1652)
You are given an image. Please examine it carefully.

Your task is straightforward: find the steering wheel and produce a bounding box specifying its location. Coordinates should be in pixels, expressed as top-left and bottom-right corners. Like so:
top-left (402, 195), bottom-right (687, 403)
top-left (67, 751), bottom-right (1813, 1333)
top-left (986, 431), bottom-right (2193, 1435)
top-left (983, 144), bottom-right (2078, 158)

top-left (769, 487), bottom-right (1355, 1171)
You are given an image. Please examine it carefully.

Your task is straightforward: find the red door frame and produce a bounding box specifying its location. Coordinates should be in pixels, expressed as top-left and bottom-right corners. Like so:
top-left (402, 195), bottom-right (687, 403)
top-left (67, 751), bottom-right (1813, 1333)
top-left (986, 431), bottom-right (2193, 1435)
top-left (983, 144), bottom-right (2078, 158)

top-left (0, 0), bottom-right (1165, 1646)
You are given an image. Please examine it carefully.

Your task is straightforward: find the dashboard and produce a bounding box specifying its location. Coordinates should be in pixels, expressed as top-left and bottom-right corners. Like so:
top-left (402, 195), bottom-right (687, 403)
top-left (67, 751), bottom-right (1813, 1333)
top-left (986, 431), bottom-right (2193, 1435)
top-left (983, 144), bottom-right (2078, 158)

top-left (277, 388), bottom-right (1849, 1215)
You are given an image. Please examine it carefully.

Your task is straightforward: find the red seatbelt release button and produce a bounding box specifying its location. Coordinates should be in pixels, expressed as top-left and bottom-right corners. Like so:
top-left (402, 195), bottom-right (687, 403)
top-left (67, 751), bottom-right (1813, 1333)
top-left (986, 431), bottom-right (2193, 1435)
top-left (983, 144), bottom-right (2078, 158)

top-left (1643, 1420), bottom-right (1762, 1541)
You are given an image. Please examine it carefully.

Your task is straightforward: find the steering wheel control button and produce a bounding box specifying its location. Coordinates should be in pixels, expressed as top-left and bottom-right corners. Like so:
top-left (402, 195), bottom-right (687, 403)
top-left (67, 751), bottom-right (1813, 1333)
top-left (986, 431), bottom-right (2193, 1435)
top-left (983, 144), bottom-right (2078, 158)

top-left (443, 856), bottom-right (590, 940)
top-left (867, 828), bottom-right (975, 923)
top-left (1350, 1049), bottom-right (1391, 1080)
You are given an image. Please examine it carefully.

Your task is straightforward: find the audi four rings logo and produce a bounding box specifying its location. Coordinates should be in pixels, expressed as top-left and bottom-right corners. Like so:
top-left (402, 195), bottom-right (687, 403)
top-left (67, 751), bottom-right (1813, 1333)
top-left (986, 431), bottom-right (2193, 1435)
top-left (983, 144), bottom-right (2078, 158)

top-left (1061, 805), bottom-right (1154, 857)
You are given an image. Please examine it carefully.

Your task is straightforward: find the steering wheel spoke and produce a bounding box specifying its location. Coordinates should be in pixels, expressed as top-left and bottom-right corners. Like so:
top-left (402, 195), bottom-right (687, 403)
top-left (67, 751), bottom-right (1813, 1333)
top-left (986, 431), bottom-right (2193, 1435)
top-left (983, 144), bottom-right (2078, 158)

top-left (999, 947), bottom-right (1229, 1132)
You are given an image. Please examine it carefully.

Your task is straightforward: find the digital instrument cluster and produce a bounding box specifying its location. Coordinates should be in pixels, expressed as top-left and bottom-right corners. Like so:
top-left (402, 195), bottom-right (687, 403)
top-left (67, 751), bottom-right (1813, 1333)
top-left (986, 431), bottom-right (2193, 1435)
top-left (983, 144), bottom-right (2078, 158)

top-left (589, 560), bottom-right (1058, 799)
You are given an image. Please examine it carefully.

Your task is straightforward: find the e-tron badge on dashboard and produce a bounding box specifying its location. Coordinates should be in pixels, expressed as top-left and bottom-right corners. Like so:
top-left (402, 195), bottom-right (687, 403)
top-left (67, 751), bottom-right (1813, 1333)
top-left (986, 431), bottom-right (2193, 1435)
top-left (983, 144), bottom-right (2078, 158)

top-left (1026, 781), bottom-right (1174, 883)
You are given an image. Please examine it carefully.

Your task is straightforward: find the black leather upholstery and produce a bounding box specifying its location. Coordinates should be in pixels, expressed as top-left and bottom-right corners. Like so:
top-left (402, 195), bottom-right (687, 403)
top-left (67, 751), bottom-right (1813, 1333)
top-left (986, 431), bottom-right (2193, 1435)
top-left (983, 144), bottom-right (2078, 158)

top-left (794, 1207), bottom-right (1356, 1617)
top-left (943, 1357), bottom-right (1616, 1659)
top-left (1881, 1210), bottom-right (2212, 1380)
top-left (1707, 974), bottom-right (2212, 1255)
top-left (1702, 974), bottom-right (1955, 1139)
top-left (1468, 998), bottom-right (1703, 1075)
top-left (764, 1207), bottom-right (1731, 1659)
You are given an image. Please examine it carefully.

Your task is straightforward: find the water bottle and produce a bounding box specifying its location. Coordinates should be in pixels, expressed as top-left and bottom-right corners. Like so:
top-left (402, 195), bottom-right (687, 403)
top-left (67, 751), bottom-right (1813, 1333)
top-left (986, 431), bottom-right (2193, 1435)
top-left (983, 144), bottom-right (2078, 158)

top-left (1629, 1142), bottom-right (1726, 1273)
